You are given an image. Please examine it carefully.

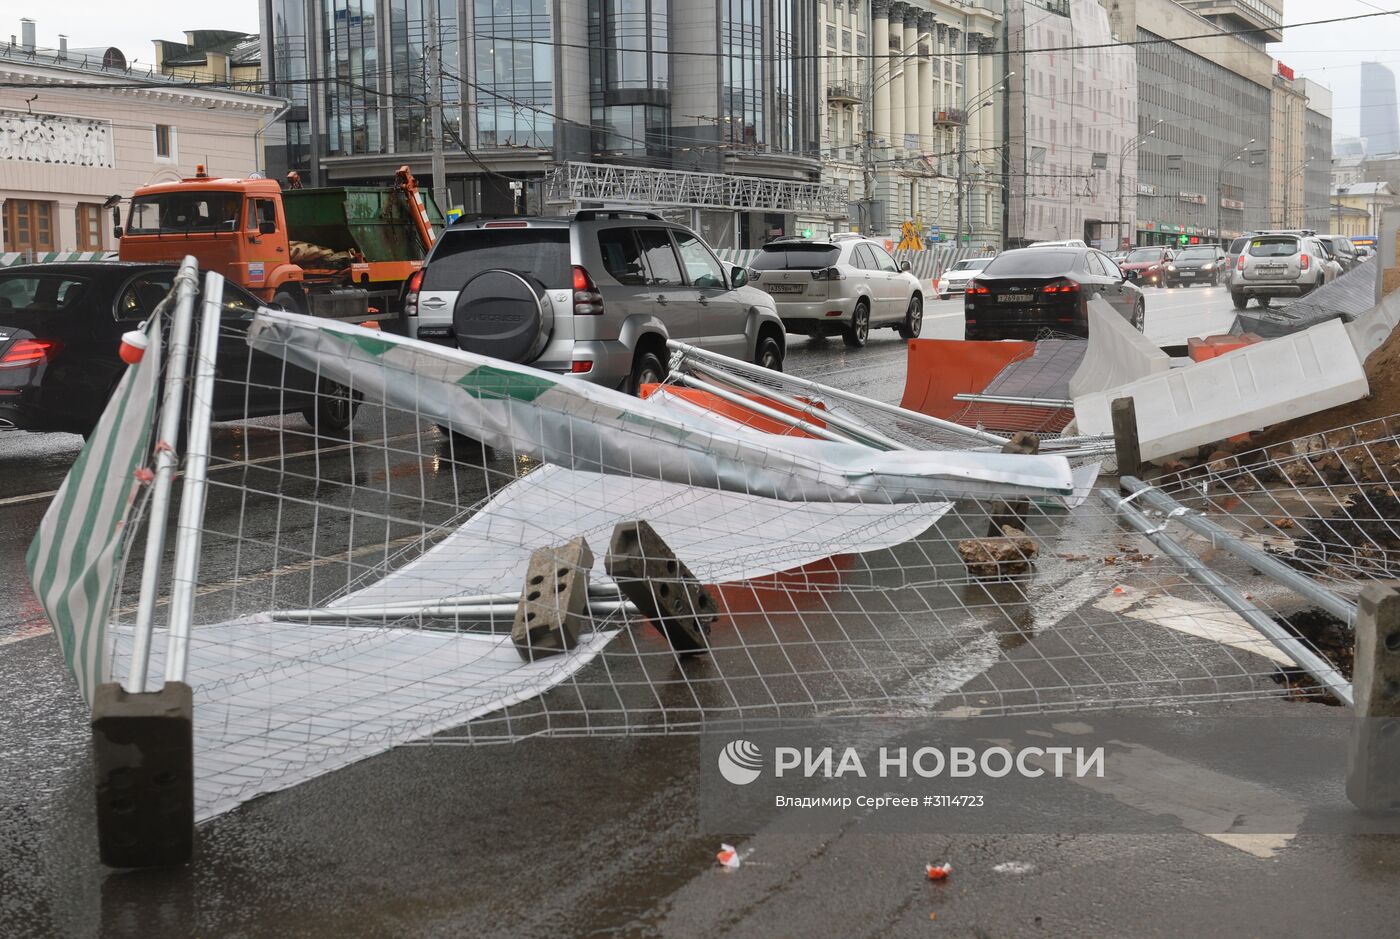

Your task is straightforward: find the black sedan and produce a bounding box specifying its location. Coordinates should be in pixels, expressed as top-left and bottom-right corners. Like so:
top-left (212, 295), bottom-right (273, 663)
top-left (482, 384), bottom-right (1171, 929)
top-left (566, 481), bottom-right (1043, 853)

top-left (963, 248), bottom-right (1145, 340)
top-left (0, 262), bottom-right (355, 438)
top-left (1163, 245), bottom-right (1227, 287)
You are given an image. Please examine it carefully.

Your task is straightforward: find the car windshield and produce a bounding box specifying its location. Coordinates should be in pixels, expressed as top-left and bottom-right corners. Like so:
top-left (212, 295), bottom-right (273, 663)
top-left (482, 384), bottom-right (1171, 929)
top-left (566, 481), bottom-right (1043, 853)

top-left (1176, 248), bottom-right (1215, 260)
top-left (127, 192), bottom-right (242, 234)
top-left (422, 228), bottom-right (572, 290)
top-left (751, 245), bottom-right (841, 270)
top-left (0, 274), bottom-right (89, 314)
top-left (950, 258), bottom-right (990, 272)
top-left (981, 250), bottom-right (1077, 277)
top-left (1248, 237), bottom-right (1298, 258)
top-left (1125, 248), bottom-right (1162, 262)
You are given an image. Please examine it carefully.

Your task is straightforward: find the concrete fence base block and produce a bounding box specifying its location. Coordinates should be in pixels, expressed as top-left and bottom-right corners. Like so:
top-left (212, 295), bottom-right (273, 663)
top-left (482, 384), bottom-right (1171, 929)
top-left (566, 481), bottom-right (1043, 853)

top-left (511, 537), bottom-right (594, 662)
top-left (986, 432), bottom-right (1040, 535)
top-left (91, 681), bottom-right (194, 868)
top-left (1347, 583), bottom-right (1400, 813)
top-left (605, 520), bottom-right (716, 653)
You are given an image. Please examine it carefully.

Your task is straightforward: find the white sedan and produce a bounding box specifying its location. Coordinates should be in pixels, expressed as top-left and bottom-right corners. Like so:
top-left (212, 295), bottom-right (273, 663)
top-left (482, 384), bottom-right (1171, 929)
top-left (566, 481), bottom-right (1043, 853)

top-left (748, 236), bottom-right (926, 348)
top-left (937, 257), bottom-right (993, 299)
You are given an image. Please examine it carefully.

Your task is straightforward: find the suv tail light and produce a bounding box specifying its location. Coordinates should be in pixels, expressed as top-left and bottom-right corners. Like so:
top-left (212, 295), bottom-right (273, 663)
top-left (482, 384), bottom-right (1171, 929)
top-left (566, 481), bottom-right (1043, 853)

top-left (966, 280), bottom-right (989, 295)
top-left (810, 266), bottom-right (845, 281)
top-left (1042, 278), bottom-right (1081, 294)
top-left (1236, 253), bottom-right (1246, 271)
top-left (0, 339), bottom-right (62, 369)
top-left (573, 265), bottom-right (604, 315)
top-left (403, 268), bottom-right (424, 317)
top-left (1300, 253), bottom-right (1310, 271)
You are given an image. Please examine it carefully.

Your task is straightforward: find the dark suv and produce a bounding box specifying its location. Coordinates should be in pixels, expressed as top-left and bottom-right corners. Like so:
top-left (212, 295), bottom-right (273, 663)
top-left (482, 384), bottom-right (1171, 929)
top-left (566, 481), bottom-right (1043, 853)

top-left (405, 211), bottom-right (786, 394)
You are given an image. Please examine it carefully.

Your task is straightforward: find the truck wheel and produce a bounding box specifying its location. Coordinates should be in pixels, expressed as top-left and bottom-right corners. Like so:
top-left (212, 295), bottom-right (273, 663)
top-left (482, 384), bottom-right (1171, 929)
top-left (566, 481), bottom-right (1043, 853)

top-left (302, 377), bottom-right (359, 435)
top-left (273, 289), bottom-right (305, 315)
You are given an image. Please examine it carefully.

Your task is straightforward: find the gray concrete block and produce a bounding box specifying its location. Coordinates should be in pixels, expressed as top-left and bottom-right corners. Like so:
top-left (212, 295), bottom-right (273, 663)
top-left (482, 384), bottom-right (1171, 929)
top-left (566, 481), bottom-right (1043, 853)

top-left (1347, 583), bottom-right (1400, 812)
top-left (91, 681), bottom-right (194, 868)
top-left (511, 537), bottom-right (594, 662)
top-left (605, 520), bottom-right (716, 653)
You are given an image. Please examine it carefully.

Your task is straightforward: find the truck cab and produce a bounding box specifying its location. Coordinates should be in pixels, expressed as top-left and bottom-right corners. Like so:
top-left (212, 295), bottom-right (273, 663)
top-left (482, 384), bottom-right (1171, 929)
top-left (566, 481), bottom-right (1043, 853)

top-left (117, 165), bottom-right (438, 325)
top-left (119, 171), bottom-right (299, 303)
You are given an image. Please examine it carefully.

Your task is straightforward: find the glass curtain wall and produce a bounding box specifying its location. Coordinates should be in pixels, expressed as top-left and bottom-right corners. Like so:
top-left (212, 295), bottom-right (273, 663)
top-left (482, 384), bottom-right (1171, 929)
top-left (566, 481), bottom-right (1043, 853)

top-left (390, 0), bottom-right (460, 152)
top-left (269, 0), bottom-right (312, 167)
top-left (324, 0), bottom-right (382, 156)
top-left (589, 0), bottom-right (670, 158)
top-left (474, 0), bottom-right (555, 148)
top-left (722, 0), bottom-right (764, 146)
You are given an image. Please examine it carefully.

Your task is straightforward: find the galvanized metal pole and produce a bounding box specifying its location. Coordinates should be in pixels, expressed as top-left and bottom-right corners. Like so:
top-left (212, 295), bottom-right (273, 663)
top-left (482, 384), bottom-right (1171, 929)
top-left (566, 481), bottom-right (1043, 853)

top-left (163, 272), bottom-right (224, 684)
top-left (428, 7), bottom-right (449, 214)
top-left (665, 340), bottom-right (1009, 447)
top-left (1119, 475), bottom-right (1357, 626)
top-left (128, 257), bottom-right (199, 693)
top-left (1099, 487), bottom-right (1354, 706)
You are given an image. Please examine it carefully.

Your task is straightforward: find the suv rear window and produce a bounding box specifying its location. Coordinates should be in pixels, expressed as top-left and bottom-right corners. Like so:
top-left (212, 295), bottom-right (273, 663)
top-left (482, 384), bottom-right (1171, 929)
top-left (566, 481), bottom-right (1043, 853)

top-left (751, 245), bottom-right (841, 270)
top-left (1248, 237), bottom-right (1298, 258)
top-left (0, 274), bottom-right (89, 314)
top-left (423, 228), bottom-right (571, 290)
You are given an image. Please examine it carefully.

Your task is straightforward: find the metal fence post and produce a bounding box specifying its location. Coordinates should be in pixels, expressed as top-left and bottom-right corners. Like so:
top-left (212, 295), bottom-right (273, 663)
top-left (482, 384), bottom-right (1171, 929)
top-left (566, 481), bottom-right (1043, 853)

top-left (1347, 582), bottom-right (1400, 813)
top-left (1110, 397), bottom-right (1140, 477)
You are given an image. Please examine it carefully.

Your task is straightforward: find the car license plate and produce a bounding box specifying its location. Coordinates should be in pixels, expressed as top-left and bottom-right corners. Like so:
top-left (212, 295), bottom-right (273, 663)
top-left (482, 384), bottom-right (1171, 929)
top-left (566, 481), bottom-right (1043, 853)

top-left (1180, 271), bottom-right (1195, 278)
top-left (999, 293), bottom-right (1032, 303)
top-left (764, 284), bottom-right (803, 294)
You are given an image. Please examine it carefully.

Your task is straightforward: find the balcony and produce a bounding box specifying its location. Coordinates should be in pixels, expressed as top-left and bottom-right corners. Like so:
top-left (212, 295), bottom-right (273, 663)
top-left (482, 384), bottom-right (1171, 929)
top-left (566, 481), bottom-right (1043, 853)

top-left (932, 109), bottom-right (966, 126)
top-left (1175, 0), bottom-right (1283, 43)
top-left (827, 83), bottom-right (861, 105)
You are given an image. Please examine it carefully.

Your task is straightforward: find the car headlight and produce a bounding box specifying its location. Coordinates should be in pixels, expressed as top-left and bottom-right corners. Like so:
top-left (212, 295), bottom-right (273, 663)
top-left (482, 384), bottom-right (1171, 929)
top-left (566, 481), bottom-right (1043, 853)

top-left (1166, 264), bottom-right (1176, 271)
top-left (1201, 263), bottom-right (1214, 271)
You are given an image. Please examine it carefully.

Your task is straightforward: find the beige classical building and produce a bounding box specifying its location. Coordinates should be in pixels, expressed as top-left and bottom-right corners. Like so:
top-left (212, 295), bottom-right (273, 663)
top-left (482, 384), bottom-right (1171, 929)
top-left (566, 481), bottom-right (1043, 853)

top-left (1, 19), bottom-right (282, 257)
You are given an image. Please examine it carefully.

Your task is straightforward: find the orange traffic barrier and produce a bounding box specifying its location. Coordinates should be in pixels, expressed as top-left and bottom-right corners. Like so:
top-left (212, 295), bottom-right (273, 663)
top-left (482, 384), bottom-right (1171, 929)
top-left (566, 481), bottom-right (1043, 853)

top-left (1186, 333), bottom-right (1264, 362)
top-left (640, 384), bottom-right (827, 438)
top-left (899, 339), bottom-right (1036, 420)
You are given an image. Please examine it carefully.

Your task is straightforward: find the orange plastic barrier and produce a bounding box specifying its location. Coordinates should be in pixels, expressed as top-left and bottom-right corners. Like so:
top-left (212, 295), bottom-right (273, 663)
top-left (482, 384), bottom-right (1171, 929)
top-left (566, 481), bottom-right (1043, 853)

top-left (1186, 333), bottom-right (1265, 362)
top-left (640, 384), bottom-right (827, 438)
top-left (899, 339), bottom-right (1036, 420)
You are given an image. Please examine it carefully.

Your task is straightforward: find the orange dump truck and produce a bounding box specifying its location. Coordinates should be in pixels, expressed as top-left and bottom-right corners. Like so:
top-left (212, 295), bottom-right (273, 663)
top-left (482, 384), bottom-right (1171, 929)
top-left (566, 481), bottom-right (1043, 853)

top-left (117, 165), bottom-right (440, 328)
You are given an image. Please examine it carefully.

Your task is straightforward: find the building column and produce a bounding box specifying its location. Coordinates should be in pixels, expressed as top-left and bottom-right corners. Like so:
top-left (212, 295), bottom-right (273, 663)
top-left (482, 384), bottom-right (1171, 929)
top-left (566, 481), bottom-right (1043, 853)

top-left (903, 14), bottom-right (920, 152)
top-left (917, 14), bottom-right (935, 153)
top-left (888, 3), bottom-right (906, 152)
top-left (872, 0), bottom-right (892, 147)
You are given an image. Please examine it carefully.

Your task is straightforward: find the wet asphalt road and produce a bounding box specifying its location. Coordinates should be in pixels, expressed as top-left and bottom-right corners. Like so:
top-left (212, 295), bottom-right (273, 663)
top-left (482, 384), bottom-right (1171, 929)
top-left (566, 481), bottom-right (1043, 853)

top-left (6, 290), bottom-right (1398, 938)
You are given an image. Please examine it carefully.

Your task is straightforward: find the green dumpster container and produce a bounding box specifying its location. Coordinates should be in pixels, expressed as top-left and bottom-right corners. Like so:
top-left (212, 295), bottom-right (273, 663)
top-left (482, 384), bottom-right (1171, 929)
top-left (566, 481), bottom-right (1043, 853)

top-left (282, 187), bottom-right (442, 262)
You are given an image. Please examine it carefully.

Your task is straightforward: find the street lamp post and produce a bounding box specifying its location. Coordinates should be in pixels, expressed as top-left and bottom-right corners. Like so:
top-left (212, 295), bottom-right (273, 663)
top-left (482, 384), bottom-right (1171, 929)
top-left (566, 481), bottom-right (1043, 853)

top-left (1283, 158), bottom-right (1312, 229)
top-left (955, 73), bottom-right (1013, 247)
top-left (1216, 139), bottom-right (1255, 247)
top-left (1117, 119), bottom-right (1163, 250)
top-left (861, 32), bottom-right (931, 233)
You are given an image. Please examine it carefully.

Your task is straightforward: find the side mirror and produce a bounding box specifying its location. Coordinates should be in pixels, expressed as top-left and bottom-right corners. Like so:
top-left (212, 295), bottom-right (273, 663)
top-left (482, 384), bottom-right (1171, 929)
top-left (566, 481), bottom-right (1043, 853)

top-left (900, 260), bottom-right (912, 272)
top-left (259, 220), bottom-right (277, 235)
top-left (730, 266), bottom-right (748, 288)
top-left (1123, 269), bottom-right (1139, 282)
top-left (111, 205), bottom-right (123, 240)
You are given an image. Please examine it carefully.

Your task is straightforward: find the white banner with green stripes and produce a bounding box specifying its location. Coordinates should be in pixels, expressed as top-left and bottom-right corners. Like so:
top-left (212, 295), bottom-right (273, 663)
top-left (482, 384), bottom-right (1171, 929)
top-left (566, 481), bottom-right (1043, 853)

top-left (25, 319), bottom-right (162, 703)
top-left (247, 309), bottom-right (1073, 503)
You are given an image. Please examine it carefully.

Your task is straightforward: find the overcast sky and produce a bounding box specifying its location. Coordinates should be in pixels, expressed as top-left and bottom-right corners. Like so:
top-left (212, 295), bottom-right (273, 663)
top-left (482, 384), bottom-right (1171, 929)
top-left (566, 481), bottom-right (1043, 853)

top-left (16, 0), bottom-right (1398, 140)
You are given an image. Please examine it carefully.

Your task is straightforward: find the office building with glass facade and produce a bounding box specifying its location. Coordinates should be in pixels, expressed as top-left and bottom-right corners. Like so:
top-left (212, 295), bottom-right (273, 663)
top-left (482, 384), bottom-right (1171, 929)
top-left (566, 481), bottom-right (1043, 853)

top-left (258, 0), bottom-right (824, 244)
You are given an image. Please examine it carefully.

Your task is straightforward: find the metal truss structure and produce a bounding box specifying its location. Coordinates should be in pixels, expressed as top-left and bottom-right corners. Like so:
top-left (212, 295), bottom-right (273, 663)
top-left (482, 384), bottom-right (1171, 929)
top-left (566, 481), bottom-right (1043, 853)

top-left (545, 160), bottom-right (851, 216)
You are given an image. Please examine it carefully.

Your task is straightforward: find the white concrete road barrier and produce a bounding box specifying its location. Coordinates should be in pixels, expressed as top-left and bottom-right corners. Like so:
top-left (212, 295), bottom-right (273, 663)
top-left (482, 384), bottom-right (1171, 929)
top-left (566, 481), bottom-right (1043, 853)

top-left (1075, 317), bottom-right (1369, 460)
top-left (1067, 299), bottom-right (1171, 399)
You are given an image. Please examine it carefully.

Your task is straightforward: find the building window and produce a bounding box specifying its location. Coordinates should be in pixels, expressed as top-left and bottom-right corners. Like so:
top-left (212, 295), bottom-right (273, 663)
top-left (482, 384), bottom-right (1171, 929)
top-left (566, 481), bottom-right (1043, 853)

top-left (4, 200), bottom-right (56, 254)
top-left (76, 203), bottom-right (103, 251)
top-left (154, 124), bottom-right (174, 159)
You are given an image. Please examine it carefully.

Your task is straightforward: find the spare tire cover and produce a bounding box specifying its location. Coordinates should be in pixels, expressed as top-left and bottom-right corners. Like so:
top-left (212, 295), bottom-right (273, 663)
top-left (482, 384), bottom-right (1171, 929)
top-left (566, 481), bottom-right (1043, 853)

top-left (452, 269), bottom-right (552, 363)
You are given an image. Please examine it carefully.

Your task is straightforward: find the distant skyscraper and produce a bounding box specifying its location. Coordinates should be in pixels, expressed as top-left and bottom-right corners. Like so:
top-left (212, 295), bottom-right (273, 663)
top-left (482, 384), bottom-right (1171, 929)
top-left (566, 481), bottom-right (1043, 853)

top-left (1360, 61), bottom-right (1400, 156)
